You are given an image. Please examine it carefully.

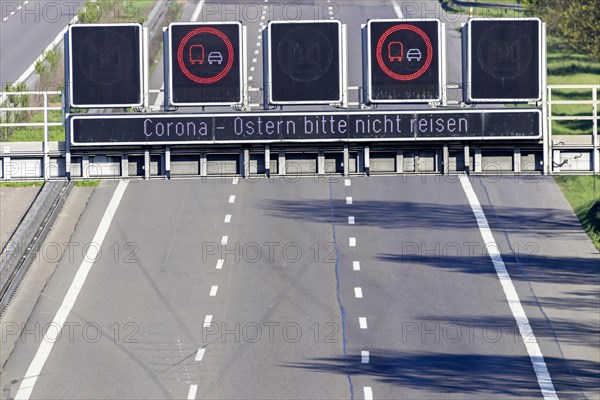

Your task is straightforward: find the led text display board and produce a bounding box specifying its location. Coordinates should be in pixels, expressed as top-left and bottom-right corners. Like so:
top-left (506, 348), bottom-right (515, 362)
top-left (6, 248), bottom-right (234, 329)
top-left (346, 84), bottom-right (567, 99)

top-left (70, 110), bottom-right (541, 146)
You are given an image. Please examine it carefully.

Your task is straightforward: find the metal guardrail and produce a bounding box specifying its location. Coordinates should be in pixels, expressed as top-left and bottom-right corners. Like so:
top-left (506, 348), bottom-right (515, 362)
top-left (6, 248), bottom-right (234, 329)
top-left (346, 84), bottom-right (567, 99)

top-left (0, 180), bottom-right (72, 314)
top-left (548, 85), bottom-right (599, 174)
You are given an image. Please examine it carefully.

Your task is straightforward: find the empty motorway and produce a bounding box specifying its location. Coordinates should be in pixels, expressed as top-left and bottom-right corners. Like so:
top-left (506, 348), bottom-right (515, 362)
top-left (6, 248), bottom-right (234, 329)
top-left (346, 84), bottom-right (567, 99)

top-left (1, 0), bottom-right (599, 399)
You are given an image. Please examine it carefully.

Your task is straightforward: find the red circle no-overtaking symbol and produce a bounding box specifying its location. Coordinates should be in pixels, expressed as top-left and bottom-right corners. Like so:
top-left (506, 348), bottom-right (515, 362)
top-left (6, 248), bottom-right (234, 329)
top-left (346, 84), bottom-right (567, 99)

top-left (177, 27), bottom-right (234, 84)
top-left (376, 24), bottom-right (433, 81)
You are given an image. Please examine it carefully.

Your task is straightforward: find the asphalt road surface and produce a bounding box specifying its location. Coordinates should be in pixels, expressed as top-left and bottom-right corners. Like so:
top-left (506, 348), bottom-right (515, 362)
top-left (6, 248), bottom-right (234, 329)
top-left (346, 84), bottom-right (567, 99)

top-left (1, 174), bottom-right (598, 399)
top-left (0, 0), bottom-right (84, 86)
top-left (1, 1), bottom-right (599, 399)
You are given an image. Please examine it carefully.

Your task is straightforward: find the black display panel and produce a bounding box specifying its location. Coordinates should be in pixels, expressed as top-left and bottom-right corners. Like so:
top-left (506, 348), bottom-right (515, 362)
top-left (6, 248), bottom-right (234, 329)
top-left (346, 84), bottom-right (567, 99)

top-left (268, 21), bottom-right (342, 104)
top-left (69, 24), bottom-right (143, 108)
top-left (467, 18), bottom-right (542, 102)
top-left (168, 22), bottom-right (242, 106)
top-left (367, 19), bottom-right (441, 103)
top-left (70, 110), bottom-right (541, 145)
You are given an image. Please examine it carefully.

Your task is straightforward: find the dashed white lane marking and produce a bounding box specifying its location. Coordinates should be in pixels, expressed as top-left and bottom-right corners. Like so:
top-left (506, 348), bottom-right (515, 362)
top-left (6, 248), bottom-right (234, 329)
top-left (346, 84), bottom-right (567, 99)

top-left (203, 315), bottom-right (213, 328)
top-left (2, 17), bottom-right (7, 22)
top-left (15, 181), bottom-right (129, 400)
top-left (195, 348), bottom-right (206, 361)
top-left (391, 0), bottom-right (404, 18)
top-left (9, 11), bottom-right (15, 15)
top-left (209, 285), bottom-right (219, 297)
top-left (254, 49), bottom-right (259, 54)
top-left (348, 216), bottom-right (355, 225)
top-left (191, 0), bottom-right (205, 21)
top-left (224, 214), bottom-right (232, 223)
top-left (229, 195), bottom-right (236, 203)
top-left (353, 261), bottom-right (360, 271)
top-left (221, 236), bottom-right (228, 245)
top-left (250, 66), bottom-right (255, 72)
top-left (17, 5), bottom-right (22, 10)
top-left (459, 175), bottom-right (557, 400)
top-left (364, 386), bottom-right (373, 400)
top-left (359, 317), bottom-right (368, 329)
top-left (187, 384), bottom-right (198, 399)
top-left (252, 57), bottom-right (258, 63)
top-left (216, 259), bottom-right (224, 269)
top-left (232, 177), bottom-right (239, 184)
top-left (361, 351), bottom-right (370, 364)
top-left (153, 83), bottom-right (165, 109)
top-left (23, 1), bottom-right (28, 4)
top-left (354, 287), bottom-right (363, 298)
top-left (345, 179), bottom-right (351, 186)
top-left (349, 237), bottom-right (356, 247)
top-left (346, 196), bottom-right (353, 205)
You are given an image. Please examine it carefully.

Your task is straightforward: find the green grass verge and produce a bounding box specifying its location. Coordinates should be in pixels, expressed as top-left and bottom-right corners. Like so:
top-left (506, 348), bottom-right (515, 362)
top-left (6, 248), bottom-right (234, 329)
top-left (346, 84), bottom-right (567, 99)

top-left (0, 181), bottom-right (44, 187)
top-left (547, 37), bottom-right (600, 135)
top-left (74, 180), bottom-right (101, 187)
top-left (554, 176), bottom-right (600, 251)
top-left (8, 110), bottom-right (64, 142)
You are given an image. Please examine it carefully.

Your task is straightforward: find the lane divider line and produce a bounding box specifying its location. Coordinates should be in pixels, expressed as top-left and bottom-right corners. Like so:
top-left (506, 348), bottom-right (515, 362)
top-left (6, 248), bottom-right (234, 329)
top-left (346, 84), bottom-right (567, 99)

top-left (345, 179), bottom-right (351, 186)
top-left (361, 351), bottom-right (370, 364)
top-left (216, 259), bottom-right (224, 269)
top-left (232, 177), bottom-right (239, 185)
top-left (391, 0), bottom-right (404, 18)
top-left (209, 285), bottom-right (218, 297)
top-left (195, 348), bottom-right (206, 362)
top-left (459, 175), bottom-right (557, 400)
top-left (364, 386), bottom-right (373, 400)
top-left (191, 0), bottom-right (205, 21)
top-left (229, 195), bottom-right (236, 203)
top-left (349, 237), bottom-right (356, 247)
top-left (359, 317), bottom-right (368, 329)
top-left (221, 236), bottom-right (228, 245)
top-left (187, 384), bottom-right (198, 400)
top-left (348, 216), bottom-right (355, 225)
top-left (224, 214), bottom-right (232, 223)
top-left (15, 181), bottom-right (129, 400)
top-left (354, 287), bottom-right (363, 298)
top-left (353, 261), bottom-right (360, 271)
top-left (346, 196), bottom-right (353, 205)
top-left (203, 315), bottom-right (213, 328)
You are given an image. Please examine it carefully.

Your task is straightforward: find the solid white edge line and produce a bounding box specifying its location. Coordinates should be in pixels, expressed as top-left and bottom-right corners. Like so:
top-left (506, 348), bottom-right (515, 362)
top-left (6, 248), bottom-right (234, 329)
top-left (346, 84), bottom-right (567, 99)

top-left (209, 285), bottom-right (218, 296)
top-left (391, 0), bottom-right (403, 18)
top-left (195, 348), bottom-right (206, 361)
top-left (203, 315), bottom-right (213, 328)
top-left (216, 259), bottom-right (224, 269)
top-left (353, 261), bottom-right (360, 271)
top-left (363, 386), bottom-right (373, 400)
top-left (359, 317), bottom-right (368, 329)
top-left (361, 350), bottom-right (370, 364)
top-left (191, 0), bottom-right (205, 22)
top-left (354, 287), bottom-right (363, 298)
top-left (459, 175), bottom-right (557, 400)
top-left (15, 181), bottom-right (129, 400)
top-left (187, 384), bottom-right (198, 399)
